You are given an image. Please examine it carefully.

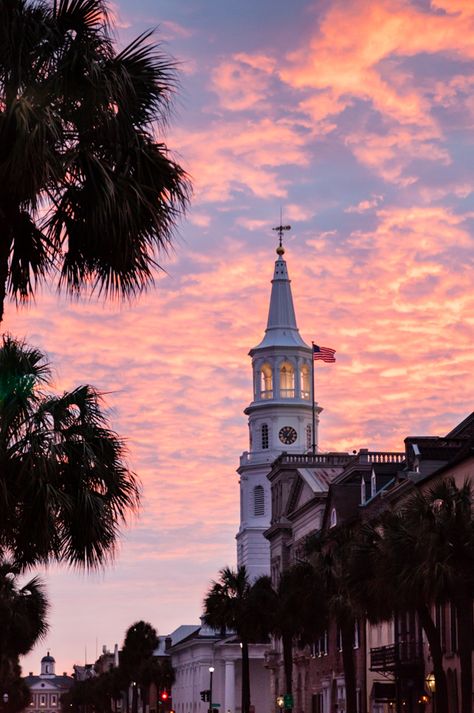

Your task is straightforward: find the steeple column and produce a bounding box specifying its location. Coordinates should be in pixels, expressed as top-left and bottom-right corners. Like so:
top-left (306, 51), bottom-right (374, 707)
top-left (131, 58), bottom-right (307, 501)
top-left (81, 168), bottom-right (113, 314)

top-left (273, 358), bottom-right (280, 400)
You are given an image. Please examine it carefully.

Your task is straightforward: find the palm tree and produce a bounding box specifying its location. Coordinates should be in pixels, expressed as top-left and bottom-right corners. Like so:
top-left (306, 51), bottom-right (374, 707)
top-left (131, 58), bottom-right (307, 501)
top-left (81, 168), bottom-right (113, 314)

top-left (269, 563), bottom-right (327, 705)
top-left (120, 621), bottom-right (159, 713)
top-left (203, 566), bottom-right (274, 713)
top-left (0, 335), bottom-right (140, 568)
top-left (307, 528), bottom-right (361, 713)
top-left (349, 477), bottom-right (474, 713)
top-left (0, 0), bottom-right (190, 322)
top-left (390, 479), bottom-right (474, 713)
top-left (0, 559), bottom-right (48, 701)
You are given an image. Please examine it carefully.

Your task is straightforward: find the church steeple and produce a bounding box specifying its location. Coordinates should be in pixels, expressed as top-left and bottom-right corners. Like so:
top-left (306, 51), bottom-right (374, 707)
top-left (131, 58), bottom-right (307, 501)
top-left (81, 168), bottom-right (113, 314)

top-left (236, 227), bottom-right (322, 581)
top-left (253, 234), bottom-right (309, 350)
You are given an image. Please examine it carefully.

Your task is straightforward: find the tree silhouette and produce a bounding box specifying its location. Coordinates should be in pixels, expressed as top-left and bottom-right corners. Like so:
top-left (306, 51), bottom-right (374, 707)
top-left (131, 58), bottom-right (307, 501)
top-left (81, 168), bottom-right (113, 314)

top-left (0, 0), bottom-right (190, 321)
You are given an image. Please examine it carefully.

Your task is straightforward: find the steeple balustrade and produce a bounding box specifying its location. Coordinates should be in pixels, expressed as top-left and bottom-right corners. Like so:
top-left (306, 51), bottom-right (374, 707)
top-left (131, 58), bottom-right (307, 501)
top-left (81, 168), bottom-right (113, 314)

top-left (366, 452), bottom-right (405, 464)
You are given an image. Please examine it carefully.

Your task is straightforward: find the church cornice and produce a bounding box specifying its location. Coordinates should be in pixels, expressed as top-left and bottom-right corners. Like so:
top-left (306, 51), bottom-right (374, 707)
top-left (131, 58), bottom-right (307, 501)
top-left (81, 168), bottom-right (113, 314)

top-left (244, 401), bottom-right (321, 416)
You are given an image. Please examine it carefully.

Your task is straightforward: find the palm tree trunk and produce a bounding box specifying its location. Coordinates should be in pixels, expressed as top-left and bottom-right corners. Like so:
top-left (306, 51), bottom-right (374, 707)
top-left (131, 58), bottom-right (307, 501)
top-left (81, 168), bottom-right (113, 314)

top-left (341, 621), bottom-right (357, 713)
top-left (241, 639), bottom-right (250, 713)
top-left (454, 594), bottom-right (473, 713)
top-left (132, 685), bottom-right (138, 713)
top-left (282, 632), bottom-right (293, 696)
top-left (417, 605), bottom-right (449, 713)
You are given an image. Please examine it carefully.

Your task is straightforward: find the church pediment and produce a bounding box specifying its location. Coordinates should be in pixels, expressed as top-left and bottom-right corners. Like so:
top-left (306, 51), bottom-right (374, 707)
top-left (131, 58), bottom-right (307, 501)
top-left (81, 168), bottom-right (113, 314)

top-left (286, 467), bottom-right (342, 515)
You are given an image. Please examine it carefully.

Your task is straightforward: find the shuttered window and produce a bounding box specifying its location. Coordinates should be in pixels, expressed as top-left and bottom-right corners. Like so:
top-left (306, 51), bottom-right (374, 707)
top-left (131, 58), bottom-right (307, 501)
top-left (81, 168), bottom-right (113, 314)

top-left (254, 485), bottom-right (265, 516)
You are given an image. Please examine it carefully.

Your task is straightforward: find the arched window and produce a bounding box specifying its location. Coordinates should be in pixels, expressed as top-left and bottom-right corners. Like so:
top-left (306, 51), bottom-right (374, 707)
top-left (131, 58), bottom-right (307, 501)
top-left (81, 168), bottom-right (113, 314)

top-left (306, 424), bottom-right (312, 451)
top-left (280, 362), bottom-right (295, 398)
top-left (260, 363), bottom-right (273, 399)
top-left (254, 485), bottom-right (265, 516)
top-left (330, 508), bottom-right (337, 528)
top-left (360, 476), bottom-right (366, 505)
top-left (261, 423), bottom-right (269, 449)
top-left (301, 364), bottom-right (310, 400)
top-left (371, 468), bottom-right (376, 498)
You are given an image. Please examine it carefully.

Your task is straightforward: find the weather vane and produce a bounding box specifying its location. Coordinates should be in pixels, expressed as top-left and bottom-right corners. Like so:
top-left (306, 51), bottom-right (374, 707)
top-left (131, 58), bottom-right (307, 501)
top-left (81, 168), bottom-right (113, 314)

top-left (272, 210), bottom-right (291, 255)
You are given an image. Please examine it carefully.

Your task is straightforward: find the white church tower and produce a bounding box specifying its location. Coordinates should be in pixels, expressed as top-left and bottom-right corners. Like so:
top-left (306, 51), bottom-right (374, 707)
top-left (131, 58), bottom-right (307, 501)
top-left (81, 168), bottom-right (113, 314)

top-left (236, 227), bottom-right (321, 580)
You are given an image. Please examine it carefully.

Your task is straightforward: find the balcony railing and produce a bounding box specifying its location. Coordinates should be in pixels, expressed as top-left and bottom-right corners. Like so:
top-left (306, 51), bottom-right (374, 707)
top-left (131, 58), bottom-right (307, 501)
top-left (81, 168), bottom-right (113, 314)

top-left (370, 640), bottom-right (424, 672)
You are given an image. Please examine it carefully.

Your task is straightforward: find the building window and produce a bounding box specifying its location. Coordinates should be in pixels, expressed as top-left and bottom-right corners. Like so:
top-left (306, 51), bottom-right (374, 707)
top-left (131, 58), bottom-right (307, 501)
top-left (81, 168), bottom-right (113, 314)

top-left (261, 423), bottom-right (269, 449)
top-left (51, 696), bottom-right (57, 707)
top-left (360, 476), bottom-right (366, 505)
top-left (280, 362), bottom-right (295, 398)
top-left (306, 424), bottom-right (312, 451)
top-left (330, 508), bottom-right (337, 528)
top-left (354, 620), bottom-right (360, 649)
top-left (301, 364), bottom-right (310, 400)
top-left (371, 468), bottom-right (376, 498)
top-left (254, 486), bottom-right (265, 516)
top-left (260, 364), bottom-right (273, 399)
top-left (312, 630), bottom-right (328, 657)
top-left (40, 696), bottom-right (46, 706)
top-left (337, 626), bottom-right (343, 652)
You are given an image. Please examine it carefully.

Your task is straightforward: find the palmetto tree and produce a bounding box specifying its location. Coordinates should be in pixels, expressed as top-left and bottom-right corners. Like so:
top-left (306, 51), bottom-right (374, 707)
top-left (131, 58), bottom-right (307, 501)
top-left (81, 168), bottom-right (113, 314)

top-left (0, 335), bottom-right (140, 568)
top-left (203, 566), bottom-right (274, 713)
top-left (307, 528), bottom-right (361, 713)
top-left (0, 558), bottom-right (48, 699)
top-left (120, 621), bottom-right (159, 713)
top-left (351, 516), bottom-right (449, 713)
top-left (390, 479), bottom-right (474, 713)
top-left (0, 0), bottom-right (190, 322)
top-left (270, 563), bottom-right (326, 702)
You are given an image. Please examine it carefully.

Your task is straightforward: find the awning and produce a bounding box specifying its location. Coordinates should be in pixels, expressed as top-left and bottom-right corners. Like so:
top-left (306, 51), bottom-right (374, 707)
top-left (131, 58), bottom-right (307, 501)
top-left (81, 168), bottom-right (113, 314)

top-left (371, 682), bottom-right (396, 702)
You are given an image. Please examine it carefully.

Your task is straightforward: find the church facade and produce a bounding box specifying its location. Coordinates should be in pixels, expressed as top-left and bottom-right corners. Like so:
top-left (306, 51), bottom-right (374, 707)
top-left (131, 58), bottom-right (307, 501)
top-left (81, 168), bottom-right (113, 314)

top-left (24, 653), bottom-right (73, 713)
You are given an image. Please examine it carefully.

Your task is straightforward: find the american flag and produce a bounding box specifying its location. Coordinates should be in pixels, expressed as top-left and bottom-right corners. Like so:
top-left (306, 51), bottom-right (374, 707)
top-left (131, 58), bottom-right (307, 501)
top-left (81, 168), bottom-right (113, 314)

top-left (313, 344), bottom-right (336, 362)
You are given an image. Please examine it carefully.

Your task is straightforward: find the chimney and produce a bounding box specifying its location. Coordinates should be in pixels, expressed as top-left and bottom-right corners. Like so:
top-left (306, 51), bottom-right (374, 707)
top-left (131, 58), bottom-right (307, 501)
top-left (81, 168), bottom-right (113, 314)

top-left (165, 637), bottom-right (172, 652)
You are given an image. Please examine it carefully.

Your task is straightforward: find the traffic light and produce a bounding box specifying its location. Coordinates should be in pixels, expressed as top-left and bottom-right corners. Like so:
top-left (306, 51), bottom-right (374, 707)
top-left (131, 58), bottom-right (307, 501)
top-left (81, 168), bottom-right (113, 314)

top-left (200, 691), bottom-right (210, 702)
top-left (161, 693), bottom-right (169, 702)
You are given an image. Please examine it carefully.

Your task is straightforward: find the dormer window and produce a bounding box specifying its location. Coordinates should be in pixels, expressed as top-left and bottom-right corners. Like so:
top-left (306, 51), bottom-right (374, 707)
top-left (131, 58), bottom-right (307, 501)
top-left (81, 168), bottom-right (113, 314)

top-left (261, 423), bottom-right (269, 450)
top-left (280, 362), bottom-right (295, 398)
top-left (301, 364), bottom-right (310, 400)
top-left (260, 364), bottom-right (273, 399)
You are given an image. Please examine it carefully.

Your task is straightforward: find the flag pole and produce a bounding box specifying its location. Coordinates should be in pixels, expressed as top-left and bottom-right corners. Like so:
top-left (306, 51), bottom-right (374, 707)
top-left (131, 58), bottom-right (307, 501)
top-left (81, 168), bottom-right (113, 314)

top-left (311, 342), bottom-right (316, 455)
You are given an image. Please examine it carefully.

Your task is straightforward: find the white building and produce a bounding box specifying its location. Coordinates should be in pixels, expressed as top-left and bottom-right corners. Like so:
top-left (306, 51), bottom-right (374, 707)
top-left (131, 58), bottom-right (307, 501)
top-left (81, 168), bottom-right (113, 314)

top-left (169, 234), bottom-right (316, 713)
top-left (24, 653), bottom-right (73, 713)
top-left (169, 622), bottom-right (269, 713)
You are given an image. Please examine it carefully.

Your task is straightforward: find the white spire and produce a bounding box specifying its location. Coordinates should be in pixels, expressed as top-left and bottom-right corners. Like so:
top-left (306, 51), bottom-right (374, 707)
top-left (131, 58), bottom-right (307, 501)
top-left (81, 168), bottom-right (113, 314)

top-left (253, 238), bottom-right (309, 350)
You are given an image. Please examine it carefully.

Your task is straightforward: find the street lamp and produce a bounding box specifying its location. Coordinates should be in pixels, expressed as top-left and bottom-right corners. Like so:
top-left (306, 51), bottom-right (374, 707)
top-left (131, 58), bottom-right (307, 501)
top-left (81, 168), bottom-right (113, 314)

top-left (3, 694), bottom-right (9, 712)
top-left (426, 673), bottom-right (436, 694)
top-left (208, 667), bottom-right (214, 713)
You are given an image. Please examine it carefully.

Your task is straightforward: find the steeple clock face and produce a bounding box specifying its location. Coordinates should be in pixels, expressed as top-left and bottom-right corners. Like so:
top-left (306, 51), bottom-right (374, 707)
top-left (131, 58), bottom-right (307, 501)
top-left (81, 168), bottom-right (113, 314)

top-left (279, 426), bottom-right (297, 445)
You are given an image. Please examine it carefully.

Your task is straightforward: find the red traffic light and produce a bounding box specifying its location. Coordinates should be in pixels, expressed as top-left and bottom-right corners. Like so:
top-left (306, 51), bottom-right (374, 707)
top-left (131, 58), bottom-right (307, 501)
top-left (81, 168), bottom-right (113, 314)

top-left (161, 692), bottom-right (169, 701)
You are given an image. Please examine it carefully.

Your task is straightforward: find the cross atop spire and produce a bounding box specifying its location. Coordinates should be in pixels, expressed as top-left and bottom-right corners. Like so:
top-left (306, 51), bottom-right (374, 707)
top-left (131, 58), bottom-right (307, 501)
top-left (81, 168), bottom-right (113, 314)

top-left (272, 211), bottom-right (291, 256)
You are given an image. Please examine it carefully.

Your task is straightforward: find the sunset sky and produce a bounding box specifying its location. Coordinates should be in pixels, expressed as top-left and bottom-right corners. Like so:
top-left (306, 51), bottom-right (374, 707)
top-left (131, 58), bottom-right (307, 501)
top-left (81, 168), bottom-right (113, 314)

top-left (11, 0), bottom-right (474, 674)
